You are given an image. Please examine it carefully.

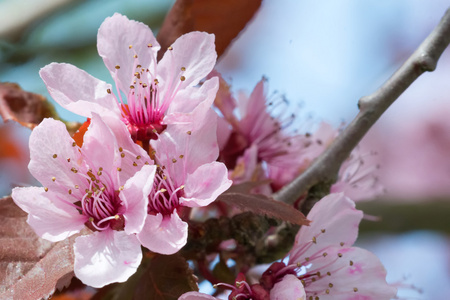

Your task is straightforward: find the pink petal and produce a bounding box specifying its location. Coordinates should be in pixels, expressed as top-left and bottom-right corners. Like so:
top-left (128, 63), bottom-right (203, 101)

top-left (12, 187), bottom-right (86, 242)
top-left (270, 274), bottom-right (306, 300)
top-left (121, 164), bottom-right (156, 234)
top-left (181, 162), bottom-right (232, 208)
top-left (165, 77), bottom-right (219, 123)
top-left (40, 63), bottom-right (118, 118)
top-left (158, 32), bottom-right (216, 102)
top-left (291, 193), bottom-right (363, 262)
top-left (82, 113), bottom-right (119, 172)
top-left (99, 115), bottom-right (154, 182)
top-left (152, 109), bottom-right (219, 184)
top-left (74, 230), bottom-right (142, 288)
top-left (303, 247), bottom-right (397, 300)
top-left (28, 118), bottom-right (84, 196)
top-left (137, 211), bottom-right (188, 255)
top-left (178, 292), bottom-right (219, 300)
top-left (97, 13), bottom-right (160, 92)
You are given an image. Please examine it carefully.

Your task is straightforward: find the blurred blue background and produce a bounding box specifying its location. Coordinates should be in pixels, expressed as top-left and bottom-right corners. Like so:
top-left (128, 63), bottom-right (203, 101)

top-left (1, 0), bottom-right (450, 298)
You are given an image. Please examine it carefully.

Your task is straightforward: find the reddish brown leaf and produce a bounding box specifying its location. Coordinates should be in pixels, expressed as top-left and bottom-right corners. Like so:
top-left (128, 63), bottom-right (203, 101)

top-left (133, 254), bottom-right (198, 300)
top-left (218, 192), bottom-right (310, 226)
top-left (0, 196), bottom-right (85, 300)
top-left (0, 82), bottom-right (58, 129)
top-left (157, 0), bottom-right (262, 59)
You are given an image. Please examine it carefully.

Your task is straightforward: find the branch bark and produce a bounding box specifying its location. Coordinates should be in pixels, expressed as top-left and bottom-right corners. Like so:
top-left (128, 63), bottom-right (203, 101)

top-left (274, 8), bottom-right (450, 204)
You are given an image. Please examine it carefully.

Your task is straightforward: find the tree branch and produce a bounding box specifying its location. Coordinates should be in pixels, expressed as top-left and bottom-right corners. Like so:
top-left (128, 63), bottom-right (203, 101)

top-left (274, 8), bottom-right (450, 204)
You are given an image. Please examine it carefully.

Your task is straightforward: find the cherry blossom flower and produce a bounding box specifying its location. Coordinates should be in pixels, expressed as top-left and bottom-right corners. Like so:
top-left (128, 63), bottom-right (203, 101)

top-left (212, 72), bottom-right (313, 191)
top-left (137, 109), bottom-right (232, 254)
top-left (40, 13), bottom-right (218, 143)
top-left (178, 272), bottom-right (305, 300)
top-left (11, 114), bottom-right (156, 288)
top-left (269, 193), bottom-right (397, 299)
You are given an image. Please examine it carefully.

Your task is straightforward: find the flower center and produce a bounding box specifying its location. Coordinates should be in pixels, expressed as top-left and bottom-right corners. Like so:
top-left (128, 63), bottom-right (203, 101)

top-left (78, 168), bottom-right (124, 231)
top-left (148, 167), bottom-right (184, 216)
top-left (111, 49), bottom-right (187, 142)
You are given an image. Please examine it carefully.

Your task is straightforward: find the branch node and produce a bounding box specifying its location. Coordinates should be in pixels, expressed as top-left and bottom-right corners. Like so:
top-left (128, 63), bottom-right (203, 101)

top-left (414, 53), bottom-right (437, 72)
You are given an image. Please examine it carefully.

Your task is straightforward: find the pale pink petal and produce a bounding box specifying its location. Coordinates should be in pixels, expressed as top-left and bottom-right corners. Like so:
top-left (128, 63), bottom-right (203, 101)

top-left (121, 164), bottom-right (156, 234)
top-left (40, 63), bottom-right (118, 118)
top-left (137, 211), bottom-right (188, 255)
top-left (158, 32), bottom-right (216, 102)
top-left (303, 247), bottom-right (397, 300)
top-left (208, 70), bottom-right (238, 125)
top-left (12, 187), bottom-right (86, 242)
top-left (291, 193), bottom-right (363, 262)
top-left (182, 162), bottom-right (232, 208)
top-left (74, 230), bottom-right (142, 288)
top-left (82, 113), bottom-right (119, 172)
top-left (179, 292), bottom-right (219, 300)
top-left (28, 118), bottom-right (85, 196)
top-left (270, 274), bottom-right (306, 300)
top-left (152, 109), bottom-right (219, 184)
top-left (216, 115), bottom-right (232, 151)
top-left (239, 79), bottom-right (266, 121)
top-left (97, 13), bottom-right (160, 92)
top-left (165, 77), bottom-right (219, 123)
top-left (100, 115), bottom-right (154, 182)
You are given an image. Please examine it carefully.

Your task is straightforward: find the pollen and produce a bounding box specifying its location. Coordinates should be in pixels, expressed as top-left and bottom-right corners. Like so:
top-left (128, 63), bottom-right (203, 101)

top-left (44, 187), bottom-right (48, 192)
top-left (119, 186), bottom-right (124, 191)
top-left (338, 253), bottom-right (343, 258)
top-left (187, 131), bottom-right (192, 135)
top-left (353, 288), bottom-right (358, 292)
top-left (52, 154), bottom-right (57, 158)
top-left (312, 236), bottom-right (317, 244)
top-left (137, 64), bottom-right (142, 69)
top-left (349, 260), bottom-right (354, 266)
top-left (52, 177), bottom-right (56, 182)
top-left (117, 167), bottom-right (122, 172)
top-left (129, 45), bottom-right (132, 49)
top-left (130, 85), bottom-right (135, 89)
top-left (133, 162), bottom-right (138, 166)
top-left (121, 153), bottom-right (125, 158)
top-left (134, 54), bottom-right (138, 58)
top-left (321, 229), bottom-right (326, 233)
top-left (168, 46), bottom-right (173, 50)
top-left (136, 155), bottom-right (141, 159)
top-left (107, 88), bottom-right (111, 94)
top-left (115, 65), bottom-right (120, 69)
top-left (340, 242), bottom-right (344, 246)
top-left (119, 147), bottom-right (123, 152)
top-left (72, 142), bottom-right (76, 147)
top-left (180, 76), bottom-right (186, 81)
top-left (68, 189), bottom-right (72, 194)
top-left (147, 43), bottom-right (152, 47)
top-left (114, 214), bottom-right (120, 220)
top-left (67, 158), bottom-right (71, 162)
top-left (181, 67), bottom-right (186, 71)
top-left (75, 185), bottom-right (79, 189)
top-left (179, 155), bottom-right (184, 159)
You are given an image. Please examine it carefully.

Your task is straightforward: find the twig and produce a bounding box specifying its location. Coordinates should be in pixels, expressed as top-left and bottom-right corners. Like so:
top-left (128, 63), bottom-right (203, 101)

top-left (274, 8), bottom-right (450, 204)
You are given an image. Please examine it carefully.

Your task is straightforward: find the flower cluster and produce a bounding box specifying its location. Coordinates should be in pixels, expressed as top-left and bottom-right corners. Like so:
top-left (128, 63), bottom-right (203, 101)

top-left (11, 12), bottom-right (395, 299)
top-left (12, 13), bottom-right (231, 288)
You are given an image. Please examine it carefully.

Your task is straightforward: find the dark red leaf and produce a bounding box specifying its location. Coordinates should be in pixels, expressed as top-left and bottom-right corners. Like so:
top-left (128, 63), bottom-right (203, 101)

top-left (134, 254), bottom-right (198, 300)
top-left (0, 83), bottom-right (57, 129)
top-left (157, 0), bottom-right (262, 59)
top-left (218, 192), bottom-right (310, 226)
top-left (0, 196), bottom-right (85, 300)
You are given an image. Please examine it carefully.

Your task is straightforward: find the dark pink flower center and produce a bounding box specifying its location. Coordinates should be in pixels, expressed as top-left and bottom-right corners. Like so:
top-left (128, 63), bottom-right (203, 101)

top-left (148, 167), bottom-right (184, 216)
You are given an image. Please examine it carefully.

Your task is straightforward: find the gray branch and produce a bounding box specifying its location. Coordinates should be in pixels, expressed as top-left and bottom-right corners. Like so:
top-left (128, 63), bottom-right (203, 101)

top-left (274, 8), bottom-right (450, 204)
